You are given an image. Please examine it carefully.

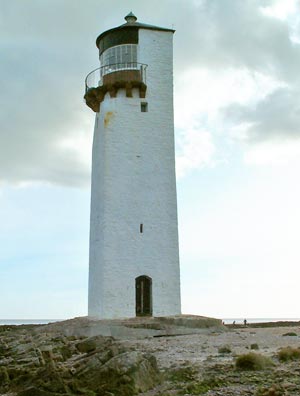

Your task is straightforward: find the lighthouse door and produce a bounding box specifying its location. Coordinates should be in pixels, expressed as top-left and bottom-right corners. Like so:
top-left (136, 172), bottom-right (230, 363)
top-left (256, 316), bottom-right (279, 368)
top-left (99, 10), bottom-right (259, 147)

top-left (135, 276), bottom-right (152, 316)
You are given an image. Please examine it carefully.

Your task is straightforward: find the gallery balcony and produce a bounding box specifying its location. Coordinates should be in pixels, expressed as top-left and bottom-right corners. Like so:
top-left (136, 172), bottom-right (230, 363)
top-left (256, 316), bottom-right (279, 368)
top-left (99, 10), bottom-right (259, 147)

top-left (84, 63), bottom-right (148, 112)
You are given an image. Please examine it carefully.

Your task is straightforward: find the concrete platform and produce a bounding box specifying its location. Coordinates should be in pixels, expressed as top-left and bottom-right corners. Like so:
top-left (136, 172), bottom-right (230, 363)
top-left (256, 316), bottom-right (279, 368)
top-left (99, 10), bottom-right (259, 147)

top-left (39, 315), bottom-right (225, 339)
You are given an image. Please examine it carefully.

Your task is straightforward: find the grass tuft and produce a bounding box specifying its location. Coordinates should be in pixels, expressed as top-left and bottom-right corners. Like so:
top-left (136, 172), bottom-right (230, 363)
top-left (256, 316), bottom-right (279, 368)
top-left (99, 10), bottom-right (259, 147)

top-left (278, 347), bottom-right (300, 362)
top-left (282, 332), bottom-right (297, 337)
top-left (218, 345), bottom-right (232, 354)
top-left (185, 377), bottom-right (227, 395)
top-left (235, 353), bottom-right (274, 371)
top-left (168, 366), bottom-right (197, 382)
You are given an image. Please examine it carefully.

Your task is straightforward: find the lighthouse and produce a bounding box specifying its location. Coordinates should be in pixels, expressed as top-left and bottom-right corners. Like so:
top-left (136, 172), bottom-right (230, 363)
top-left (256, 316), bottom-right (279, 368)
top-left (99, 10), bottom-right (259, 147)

top-left (85, 13), bottom-right (181, 319)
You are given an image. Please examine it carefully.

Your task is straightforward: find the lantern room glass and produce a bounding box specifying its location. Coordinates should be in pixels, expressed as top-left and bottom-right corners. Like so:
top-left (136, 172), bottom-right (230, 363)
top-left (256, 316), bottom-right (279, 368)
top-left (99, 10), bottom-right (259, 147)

top-left (100, 44), bottom-right (138, 75)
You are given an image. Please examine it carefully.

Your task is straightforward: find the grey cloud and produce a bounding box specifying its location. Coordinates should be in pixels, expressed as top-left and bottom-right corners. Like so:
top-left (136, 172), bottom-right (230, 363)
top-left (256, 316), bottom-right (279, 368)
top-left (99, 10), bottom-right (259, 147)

top-left (0, 0), bottom-right (104, 186)
top-left (176, 0), bottom-right (300, 143)
top-left (173, 0), bottom-right (300, 83)
top-left (223, 87), bottom-right (300, 141)
top-left (1, 0), bottom-right (299, 186)
top-left (161, 0), bottom-right (300, 142)
top-left (0, 36), bottom-right (91, 186)
top-left (0, 0), bottom-right (184, 186)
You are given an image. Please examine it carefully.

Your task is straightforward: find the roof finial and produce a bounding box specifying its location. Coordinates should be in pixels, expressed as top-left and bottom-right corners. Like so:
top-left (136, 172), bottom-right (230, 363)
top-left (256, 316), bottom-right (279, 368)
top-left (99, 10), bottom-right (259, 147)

top-left (125, 12), bottom-right (137, 24)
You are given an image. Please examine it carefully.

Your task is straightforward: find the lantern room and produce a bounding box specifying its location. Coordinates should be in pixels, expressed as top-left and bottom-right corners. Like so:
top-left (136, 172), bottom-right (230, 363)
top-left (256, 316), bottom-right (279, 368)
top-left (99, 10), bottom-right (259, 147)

top-left (84, 12), bottom-right (148, 112)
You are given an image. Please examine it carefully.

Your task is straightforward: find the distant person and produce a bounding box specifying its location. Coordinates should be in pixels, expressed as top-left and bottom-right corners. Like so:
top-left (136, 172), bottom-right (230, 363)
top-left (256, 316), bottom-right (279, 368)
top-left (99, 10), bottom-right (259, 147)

top-left (233, 320), bottom-right (236, 325)
top-left (244, 319), bottom-right (247, 326)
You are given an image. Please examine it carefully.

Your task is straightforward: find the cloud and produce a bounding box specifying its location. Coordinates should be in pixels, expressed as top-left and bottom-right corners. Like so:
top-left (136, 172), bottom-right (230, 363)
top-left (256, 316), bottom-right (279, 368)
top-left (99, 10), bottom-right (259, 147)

top-left (0, 2), bottom-right (98, 186)
top-left (223, 87), bottom-right (300, 142)
top-left (221, 85), bottom-right (300, 166)
top-left (172, 0), bottom-right (300, 168)
top-left (195, 0), bottom-right (300, 154)
top-left (244, 138), bottom-right (300, 166)
top-left (174, 0), bottom-right (300, 82)
top-left (0, 0), bottom-right (184, 186)
top-left (1, 0), bottom-right (300, 185)
top-left (261, 0), bottom-right (298, 21)
top-left (176, 128), bottom-right (215, 177)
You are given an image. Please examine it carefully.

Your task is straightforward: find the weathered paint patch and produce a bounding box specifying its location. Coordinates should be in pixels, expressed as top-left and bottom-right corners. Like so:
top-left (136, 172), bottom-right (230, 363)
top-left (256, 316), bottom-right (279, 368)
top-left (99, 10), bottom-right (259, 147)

top-left (104, 111), bottom-right (114, 127)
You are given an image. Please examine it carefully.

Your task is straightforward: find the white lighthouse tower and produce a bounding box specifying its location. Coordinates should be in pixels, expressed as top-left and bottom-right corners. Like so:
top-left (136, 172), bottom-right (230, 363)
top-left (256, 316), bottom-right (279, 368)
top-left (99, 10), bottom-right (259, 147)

top-left (85, 13), bottom-right (181, 319)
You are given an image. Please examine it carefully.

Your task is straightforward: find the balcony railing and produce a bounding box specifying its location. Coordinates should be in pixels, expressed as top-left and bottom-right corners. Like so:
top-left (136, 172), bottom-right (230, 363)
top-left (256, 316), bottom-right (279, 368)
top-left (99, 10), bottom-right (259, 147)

top-left (85, 62), bottom-right (148, 93)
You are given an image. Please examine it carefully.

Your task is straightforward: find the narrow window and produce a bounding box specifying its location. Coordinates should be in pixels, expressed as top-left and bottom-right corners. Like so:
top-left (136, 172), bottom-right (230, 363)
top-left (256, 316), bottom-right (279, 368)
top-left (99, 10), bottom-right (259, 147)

top-left (140, 224), bottom-right (143, 233)
top-left (141, 102), bottom-right (148, 112)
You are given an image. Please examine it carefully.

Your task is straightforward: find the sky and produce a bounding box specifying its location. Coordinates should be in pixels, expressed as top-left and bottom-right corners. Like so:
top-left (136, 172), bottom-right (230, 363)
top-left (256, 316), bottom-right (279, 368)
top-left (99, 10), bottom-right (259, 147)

top-left (1, 0), bottom-right (300, 320)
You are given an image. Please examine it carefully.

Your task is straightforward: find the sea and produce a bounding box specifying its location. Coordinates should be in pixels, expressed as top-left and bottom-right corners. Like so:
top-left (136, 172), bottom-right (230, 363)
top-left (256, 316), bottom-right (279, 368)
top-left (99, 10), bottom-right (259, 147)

top-left (222, 318), bottom-right (300, 325)
top-left (0, 319), bottom-right (65, 325)
top-left (0, 318), bottom-right (300, 326)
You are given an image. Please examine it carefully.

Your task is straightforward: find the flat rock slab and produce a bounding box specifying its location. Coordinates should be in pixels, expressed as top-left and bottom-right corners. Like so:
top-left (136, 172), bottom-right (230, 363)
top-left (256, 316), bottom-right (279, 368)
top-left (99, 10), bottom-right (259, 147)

top-left (36, 315), bottom-right (224, 339)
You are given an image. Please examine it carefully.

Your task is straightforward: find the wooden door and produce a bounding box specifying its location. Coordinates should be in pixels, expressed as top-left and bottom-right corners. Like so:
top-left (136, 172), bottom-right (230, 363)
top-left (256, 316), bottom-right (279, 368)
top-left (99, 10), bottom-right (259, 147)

top-left (135, 276), bottom-right (152, 316)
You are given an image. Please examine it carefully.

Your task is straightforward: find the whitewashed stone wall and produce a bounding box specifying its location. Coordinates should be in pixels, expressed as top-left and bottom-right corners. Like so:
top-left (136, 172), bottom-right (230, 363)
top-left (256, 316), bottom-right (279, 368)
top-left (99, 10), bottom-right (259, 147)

top-left (88, 28), bottom-right (181, 319)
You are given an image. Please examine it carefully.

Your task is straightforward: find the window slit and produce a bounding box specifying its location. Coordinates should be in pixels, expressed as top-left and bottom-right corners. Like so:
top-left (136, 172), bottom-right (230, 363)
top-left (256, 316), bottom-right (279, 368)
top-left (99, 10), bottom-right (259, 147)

top-left (141, 102), bottom-right (148, 112)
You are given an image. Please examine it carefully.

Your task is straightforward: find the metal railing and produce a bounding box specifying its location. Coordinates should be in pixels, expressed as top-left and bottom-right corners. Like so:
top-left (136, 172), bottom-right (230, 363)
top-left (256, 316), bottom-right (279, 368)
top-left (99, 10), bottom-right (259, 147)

top-left (85, 62), bottom-right (148, 93)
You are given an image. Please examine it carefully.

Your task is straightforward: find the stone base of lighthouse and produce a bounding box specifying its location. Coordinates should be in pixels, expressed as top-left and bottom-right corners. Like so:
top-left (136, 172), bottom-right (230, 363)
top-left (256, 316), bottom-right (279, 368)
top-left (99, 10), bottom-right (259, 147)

top-left (51, 315), bottom-right (224, 339)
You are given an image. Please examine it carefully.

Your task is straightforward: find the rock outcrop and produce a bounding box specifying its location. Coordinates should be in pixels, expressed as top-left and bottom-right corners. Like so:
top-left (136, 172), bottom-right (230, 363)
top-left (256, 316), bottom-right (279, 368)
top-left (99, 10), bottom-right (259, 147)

top-left (0, 325), bottom-right (160, 396)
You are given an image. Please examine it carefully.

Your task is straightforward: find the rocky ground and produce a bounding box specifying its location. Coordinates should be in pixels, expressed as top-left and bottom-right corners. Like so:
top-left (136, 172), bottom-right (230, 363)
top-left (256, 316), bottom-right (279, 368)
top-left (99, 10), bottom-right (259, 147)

top-left (1, 320), bottom-right (300, 396)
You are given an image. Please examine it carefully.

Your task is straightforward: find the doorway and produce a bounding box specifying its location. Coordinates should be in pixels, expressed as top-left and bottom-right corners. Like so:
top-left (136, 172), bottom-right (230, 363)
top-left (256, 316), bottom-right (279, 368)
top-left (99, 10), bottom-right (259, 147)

top-left (135, 275), bottom-right (152, 316)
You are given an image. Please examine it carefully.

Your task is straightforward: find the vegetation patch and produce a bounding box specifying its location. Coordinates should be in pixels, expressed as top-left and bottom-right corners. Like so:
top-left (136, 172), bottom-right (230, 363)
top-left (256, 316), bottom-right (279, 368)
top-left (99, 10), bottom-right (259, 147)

top-left (168, 366), bottom-right (197, 383)
top-left (184, 376), bottom-right (228, 395)
top-left (282, 332), bottom-right (297, 337)
top-left (256, 384), bottom-right (286, 396)
top-left (250, 343), bottom-right (259, 350)
top-left (278, 347), bottom-right (300, 362)
top-left (235, 353), bottom-right (274, 371)
top-left (218, 345), bottom-right (232, 354)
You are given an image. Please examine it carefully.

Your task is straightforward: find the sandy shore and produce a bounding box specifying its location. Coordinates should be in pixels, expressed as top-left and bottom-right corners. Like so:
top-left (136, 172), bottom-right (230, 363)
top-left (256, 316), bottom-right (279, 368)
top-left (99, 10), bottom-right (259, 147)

top-left (124, 325), bottom-right (300, 369)
top-left (121, 325), bottom-right (300, 395)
